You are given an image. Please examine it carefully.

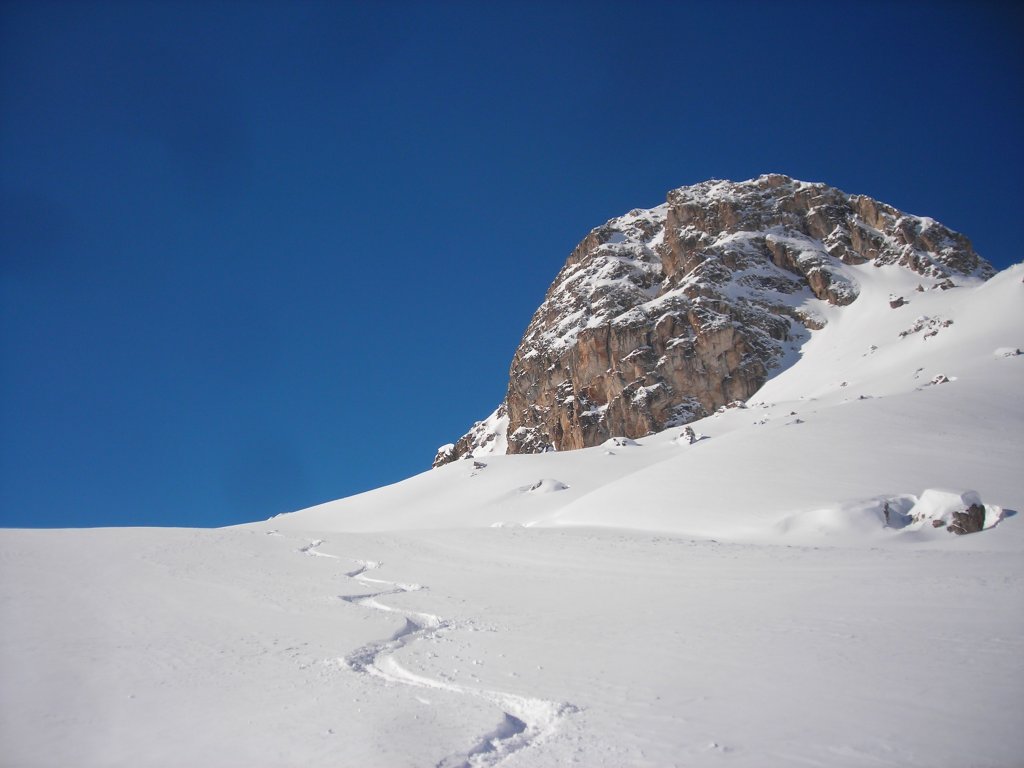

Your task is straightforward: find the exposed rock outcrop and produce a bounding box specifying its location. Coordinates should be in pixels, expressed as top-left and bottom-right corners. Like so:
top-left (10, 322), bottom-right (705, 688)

top-left (947, 503), bottom-right (987, 535)
top-left (435, 175), bottom-right (992, 465)
top-left (433, 404), bottom-right (509, 467)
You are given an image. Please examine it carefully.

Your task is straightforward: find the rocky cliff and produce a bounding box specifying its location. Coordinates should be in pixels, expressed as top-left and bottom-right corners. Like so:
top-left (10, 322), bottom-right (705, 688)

top-left (434, 174), bottom-right (993, 466)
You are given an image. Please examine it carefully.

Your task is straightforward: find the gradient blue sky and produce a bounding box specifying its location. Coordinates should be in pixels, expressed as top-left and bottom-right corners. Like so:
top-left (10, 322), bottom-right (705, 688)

top-left (2, 1), bottom-right (1021, 528)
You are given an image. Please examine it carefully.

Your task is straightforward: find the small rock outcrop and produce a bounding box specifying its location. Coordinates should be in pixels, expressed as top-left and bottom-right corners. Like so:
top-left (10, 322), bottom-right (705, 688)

top-left (947, 503), bottom-right (987, 535)
top-left (433, 404), bottom-right (509, 467)
top-left (435, 175), bottom-right (992, 465)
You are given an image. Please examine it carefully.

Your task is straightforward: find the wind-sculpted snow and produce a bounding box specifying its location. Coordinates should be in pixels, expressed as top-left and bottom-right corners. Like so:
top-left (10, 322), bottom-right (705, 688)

top-left (300, 539), bottom-right (578, 767)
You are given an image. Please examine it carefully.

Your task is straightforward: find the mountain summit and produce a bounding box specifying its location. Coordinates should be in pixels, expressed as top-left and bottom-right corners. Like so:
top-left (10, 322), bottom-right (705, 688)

top-left (435, 174), bottom-right (994, 466)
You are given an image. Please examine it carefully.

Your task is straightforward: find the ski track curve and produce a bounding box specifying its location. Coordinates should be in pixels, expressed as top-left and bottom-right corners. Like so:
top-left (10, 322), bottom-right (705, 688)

top-left (298, 538), bottom-right (577, 767)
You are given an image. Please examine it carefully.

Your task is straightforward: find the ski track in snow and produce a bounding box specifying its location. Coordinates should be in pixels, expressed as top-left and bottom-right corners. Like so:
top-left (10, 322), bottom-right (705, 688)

top-left (299, 539), bottom-right (577, 768)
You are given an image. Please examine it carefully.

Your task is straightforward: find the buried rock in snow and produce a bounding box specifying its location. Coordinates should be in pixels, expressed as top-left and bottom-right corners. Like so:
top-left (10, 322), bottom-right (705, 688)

top-left (603, 436), bottom-right (640, 448)
top-left (947, 503), bottom-right (987, 535)
top-left (523, 479), bottom-right (570, 494)
top-left (776, 491), bottom-right (1008, 538)
top-left (906, 489), bottom-right (1003, 534)
top-left (674, 426), bottom-right (707, 445)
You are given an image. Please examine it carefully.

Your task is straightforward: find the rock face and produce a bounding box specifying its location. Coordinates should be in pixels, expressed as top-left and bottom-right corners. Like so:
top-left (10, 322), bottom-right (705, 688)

top-left (435, 174), bottom-right (992, 465)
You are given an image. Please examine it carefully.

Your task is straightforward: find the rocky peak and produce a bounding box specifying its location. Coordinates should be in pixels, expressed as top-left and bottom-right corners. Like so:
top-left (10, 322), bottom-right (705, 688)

top-left (435, 174), bottom-right (992, 465)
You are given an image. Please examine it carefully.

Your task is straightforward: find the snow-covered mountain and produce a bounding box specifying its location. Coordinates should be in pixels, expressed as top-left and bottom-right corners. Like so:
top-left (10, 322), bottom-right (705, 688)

top-left (435, 174), bottom-right (994, 465)
top-left (2, 178), bottom-right (1022, 768)
top-left (273, 253), bottom-right (1022, 540)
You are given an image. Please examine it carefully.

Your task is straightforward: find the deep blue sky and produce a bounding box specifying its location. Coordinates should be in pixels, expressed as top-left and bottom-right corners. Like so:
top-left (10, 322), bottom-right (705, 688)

top-left (2, 1), bottom-right (1021, 528)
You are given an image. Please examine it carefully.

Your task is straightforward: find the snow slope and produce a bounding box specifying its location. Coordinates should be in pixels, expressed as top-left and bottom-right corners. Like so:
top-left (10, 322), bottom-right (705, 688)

top-left (1, 264), bottom-right (1021, 767)
top-left (270, 263), bottom-right (1024, 542)
top-left (3, 525), bottom-right (1022, 767)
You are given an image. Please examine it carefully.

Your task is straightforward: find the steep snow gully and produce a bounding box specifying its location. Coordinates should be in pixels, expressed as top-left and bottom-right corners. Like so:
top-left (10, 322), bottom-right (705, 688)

top-left (293, 536), bottom-right (577, 767)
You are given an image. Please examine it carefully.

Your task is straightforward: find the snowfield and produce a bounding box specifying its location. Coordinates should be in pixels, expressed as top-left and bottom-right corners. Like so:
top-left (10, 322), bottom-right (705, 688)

top-left (2, 264), bottom-right (1022, 767)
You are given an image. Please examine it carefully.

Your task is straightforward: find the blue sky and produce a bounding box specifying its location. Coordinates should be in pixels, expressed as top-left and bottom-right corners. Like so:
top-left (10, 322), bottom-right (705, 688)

top-left (2, 1), bottom-right (1021, 528)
